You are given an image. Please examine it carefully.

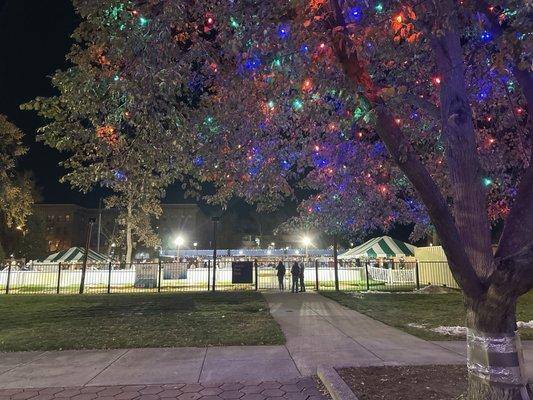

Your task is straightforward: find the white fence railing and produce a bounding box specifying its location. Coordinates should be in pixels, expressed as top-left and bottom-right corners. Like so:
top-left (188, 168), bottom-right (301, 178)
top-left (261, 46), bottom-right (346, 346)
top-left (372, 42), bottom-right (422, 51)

top-left (367, 266), bottom-right (415, 284)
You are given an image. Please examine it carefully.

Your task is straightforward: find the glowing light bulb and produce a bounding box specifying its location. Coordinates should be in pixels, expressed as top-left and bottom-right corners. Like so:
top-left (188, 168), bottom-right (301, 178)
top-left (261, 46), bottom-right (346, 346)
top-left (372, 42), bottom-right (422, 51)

top-left (482, 177), bottom-right (493, 186)
top-left (292, 99), bottom-right (303, 111)
top-left (138, 17), bottom-right (148, 27)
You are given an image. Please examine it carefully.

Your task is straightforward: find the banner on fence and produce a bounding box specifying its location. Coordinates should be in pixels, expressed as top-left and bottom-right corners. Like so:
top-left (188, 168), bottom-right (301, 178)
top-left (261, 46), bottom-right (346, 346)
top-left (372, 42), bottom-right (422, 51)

top-left (232, 261), bottom-right (253, 284)
top-left (163, 264), bottom-right (187, 280)
top-left (134, 264), bottom-right (158, 288)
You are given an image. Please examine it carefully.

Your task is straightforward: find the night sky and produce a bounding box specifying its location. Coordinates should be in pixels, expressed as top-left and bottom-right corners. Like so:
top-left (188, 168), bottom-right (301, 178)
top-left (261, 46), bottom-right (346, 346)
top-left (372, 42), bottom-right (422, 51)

top-left (0, 0), bottom-right (84, 203)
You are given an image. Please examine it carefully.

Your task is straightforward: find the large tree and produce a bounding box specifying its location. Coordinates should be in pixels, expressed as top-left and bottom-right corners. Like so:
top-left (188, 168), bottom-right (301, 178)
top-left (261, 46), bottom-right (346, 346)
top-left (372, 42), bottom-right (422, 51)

top-left (23, 9), bottom-right (196, 262)
top-left (33, 1), bottom-right (531, 397)
top-left (0, 115), bottom-right (33, 229)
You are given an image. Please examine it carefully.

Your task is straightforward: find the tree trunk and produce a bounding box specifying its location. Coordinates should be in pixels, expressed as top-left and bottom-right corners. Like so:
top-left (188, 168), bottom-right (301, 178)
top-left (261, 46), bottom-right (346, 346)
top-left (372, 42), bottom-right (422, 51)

top-left (125, 202), bottom-right (133, 264)
top-left (465, 293), bottom-right (531, 400)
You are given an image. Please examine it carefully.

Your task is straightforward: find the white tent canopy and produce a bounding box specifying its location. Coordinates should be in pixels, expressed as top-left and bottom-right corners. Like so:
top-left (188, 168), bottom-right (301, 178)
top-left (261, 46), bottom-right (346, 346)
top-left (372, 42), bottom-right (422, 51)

top-left (339, 236), bottom-right (417, 259)
top-left (42, 247), bottom-right (109, 263)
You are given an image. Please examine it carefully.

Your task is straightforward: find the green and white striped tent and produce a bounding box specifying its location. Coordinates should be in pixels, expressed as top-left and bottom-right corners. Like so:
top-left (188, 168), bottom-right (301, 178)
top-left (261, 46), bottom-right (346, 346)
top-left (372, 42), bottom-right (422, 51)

top-left (42, 247), bottom-right (109, 263)
top-left (339, 236), bottom-right (416, 259)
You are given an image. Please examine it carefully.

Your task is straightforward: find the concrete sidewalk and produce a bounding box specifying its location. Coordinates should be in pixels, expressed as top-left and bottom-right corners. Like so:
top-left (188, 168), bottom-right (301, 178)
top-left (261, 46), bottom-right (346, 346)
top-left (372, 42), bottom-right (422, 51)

top-left (0, 346), bottom-right (301, 389)
top-left (264, 292), bottom-right (467, 375)
top-left (265, 291), bottom-right (533, 380)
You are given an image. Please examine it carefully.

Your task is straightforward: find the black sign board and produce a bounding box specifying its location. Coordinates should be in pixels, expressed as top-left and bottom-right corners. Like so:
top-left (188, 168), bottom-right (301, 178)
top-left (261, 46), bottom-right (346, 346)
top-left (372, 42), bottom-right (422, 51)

top-left (232, 261), bottom-right (253, 284)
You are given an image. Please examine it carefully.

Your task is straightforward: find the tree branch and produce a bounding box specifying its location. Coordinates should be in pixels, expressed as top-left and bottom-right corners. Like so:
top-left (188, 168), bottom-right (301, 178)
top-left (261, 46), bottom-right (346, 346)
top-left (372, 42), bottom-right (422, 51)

top-left (327, 0), bottom-right (484, 297)
top-left (428, 0), bottom-right (495, 282)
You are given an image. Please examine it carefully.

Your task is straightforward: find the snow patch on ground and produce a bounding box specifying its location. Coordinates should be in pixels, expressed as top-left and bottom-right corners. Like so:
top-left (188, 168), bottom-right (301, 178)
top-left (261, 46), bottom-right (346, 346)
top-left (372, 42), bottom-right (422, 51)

top-left (406, 321), bottom-right (533, 336)
top-left (431, 326), bottom-right (467, 336)
top-left (406, 323), bottom-right (428, 329)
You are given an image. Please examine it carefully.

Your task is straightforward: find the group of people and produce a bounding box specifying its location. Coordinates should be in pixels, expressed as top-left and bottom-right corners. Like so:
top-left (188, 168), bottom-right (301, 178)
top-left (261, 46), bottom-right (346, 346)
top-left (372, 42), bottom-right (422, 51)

top-left (275, 261), bottom-right (306, 293)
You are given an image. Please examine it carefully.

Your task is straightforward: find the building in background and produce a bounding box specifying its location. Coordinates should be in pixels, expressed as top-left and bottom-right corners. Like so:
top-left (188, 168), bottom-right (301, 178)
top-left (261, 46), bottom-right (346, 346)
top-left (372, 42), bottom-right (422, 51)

top-left (35, 203), bottom-right (212, 254)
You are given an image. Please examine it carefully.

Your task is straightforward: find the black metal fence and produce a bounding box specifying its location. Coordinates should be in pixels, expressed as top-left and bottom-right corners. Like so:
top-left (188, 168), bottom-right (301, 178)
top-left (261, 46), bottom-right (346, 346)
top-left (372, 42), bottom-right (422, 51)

top-left (0, 260), bottom-right (458, 295)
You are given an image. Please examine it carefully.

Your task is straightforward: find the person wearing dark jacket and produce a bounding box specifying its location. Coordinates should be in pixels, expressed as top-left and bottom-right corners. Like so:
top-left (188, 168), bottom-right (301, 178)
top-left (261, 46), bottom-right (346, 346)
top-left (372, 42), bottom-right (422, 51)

top-left (291, 262), bottom-right (300, 293)
top-left (299, 262), bottom-right (306, 292)
top-left (275, 261), bottom-right (286, 291)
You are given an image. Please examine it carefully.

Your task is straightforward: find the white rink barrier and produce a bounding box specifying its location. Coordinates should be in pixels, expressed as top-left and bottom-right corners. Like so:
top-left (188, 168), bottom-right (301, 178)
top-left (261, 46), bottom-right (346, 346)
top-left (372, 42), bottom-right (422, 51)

top-left (0, 266), bottom-right (366, 288)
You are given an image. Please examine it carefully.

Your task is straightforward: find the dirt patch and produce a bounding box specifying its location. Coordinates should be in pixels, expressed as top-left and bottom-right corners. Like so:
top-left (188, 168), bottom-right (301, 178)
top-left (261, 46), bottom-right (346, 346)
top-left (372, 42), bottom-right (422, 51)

top-left (337, 365), bottom-right (467, 400)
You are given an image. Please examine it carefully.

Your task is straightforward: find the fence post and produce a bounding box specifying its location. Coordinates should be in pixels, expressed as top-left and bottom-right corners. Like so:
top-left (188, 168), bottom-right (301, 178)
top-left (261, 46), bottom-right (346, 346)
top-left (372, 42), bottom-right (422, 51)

top-left (254, 260), bottom-right (258, 291)
top-left (314, 259), bottom-right (319, 291)
top-left (415, 261), bottom-right (420, 290)
top-left (107, 262), bottom-right (112, 294)
top-left (56, 262), bottom-right (62, 294)
top-left (333, 236), bottom-right (339, 291)
top-left (365, 262), bottom-right (370, 291)
top-left (157, 260), bottom-right (162, 293)
top-left (212, 217), bottom-right (219, 292)
top-left (5, 263), bottom-right (12, 294)
top-left (207, 260), bottom-right (211, 291)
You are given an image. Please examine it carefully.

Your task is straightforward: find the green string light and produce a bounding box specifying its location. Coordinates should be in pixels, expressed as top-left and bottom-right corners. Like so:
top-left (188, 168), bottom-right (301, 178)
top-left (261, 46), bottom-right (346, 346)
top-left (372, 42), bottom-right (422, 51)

top-left (139, 17), bottom-right (149, 27)
top-left (292, 99), bottom-right (303, 111)
top-left (482, 177), bottom-right (493, 187)
top-left (229, 16), bottom-right (240, 28)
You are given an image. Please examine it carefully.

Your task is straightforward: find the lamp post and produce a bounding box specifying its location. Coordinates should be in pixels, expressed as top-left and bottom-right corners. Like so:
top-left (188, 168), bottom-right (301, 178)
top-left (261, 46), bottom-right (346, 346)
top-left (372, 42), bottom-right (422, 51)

top-left (193, 242), bottom-right (198, 257)
top-left (80, 218), bottom-right (96, 294)
top-left (302, 236), bottom-right (312, 260)
top-left (174, 235), bottom-right (185, 261)
top-left (97, 197), bottom-right (103, 253)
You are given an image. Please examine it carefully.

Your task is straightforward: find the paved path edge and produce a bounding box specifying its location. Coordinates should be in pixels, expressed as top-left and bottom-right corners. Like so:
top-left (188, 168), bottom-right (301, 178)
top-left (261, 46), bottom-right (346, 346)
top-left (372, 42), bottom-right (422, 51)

top-left (317, 365), bottom-right (359, 400)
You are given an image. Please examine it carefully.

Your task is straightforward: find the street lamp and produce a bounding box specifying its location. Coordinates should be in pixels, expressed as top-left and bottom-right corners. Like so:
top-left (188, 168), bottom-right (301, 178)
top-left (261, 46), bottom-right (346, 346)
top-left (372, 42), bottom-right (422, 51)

top-left (174, 235), bottom-right (185, 260)
top-left (193, 242), bottom-right (198, 256)
top-left (302, 236), bottom-right (312, 259)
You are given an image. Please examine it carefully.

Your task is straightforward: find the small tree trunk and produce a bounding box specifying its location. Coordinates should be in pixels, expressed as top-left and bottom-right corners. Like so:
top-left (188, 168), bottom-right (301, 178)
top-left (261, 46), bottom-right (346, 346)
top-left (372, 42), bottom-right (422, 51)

top-left (465, 293), bottom-right (530, 400)
top-left (125, 203), bottom-right (133, 264)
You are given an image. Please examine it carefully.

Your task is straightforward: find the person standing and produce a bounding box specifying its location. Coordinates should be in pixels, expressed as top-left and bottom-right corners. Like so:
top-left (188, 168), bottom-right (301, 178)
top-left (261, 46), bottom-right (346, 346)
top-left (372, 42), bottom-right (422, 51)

top-left (275, 261), bottom-right (286, 291)
top-left (299, 261), bottom-right (306, 292)
top-left (291, 261), bottom-right (300, 293)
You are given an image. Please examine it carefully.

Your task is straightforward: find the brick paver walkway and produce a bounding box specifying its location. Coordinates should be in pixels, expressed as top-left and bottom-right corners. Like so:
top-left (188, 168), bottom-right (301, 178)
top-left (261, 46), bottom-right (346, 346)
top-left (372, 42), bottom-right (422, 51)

top-left (0, 378), bottom-right (329, 400)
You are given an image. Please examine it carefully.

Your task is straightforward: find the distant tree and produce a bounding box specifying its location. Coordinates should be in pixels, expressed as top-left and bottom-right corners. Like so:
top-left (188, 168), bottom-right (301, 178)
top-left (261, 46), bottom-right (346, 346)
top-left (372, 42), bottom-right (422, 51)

top-left (17, 212), bottom-right (49, 261)
top-left (0, 115), bottom-right (33, 229)
top-left (22, 9), bottom-right (196, 262)
top-left (0, 240), bottom-right (6, 263)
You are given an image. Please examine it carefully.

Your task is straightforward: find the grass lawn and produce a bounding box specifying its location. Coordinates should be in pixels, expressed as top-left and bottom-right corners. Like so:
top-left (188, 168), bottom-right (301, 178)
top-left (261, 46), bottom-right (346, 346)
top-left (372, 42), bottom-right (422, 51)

top-left (322, 290), bottom-right (533, 340)
top-left (0, 292), bottom-right (284, 352)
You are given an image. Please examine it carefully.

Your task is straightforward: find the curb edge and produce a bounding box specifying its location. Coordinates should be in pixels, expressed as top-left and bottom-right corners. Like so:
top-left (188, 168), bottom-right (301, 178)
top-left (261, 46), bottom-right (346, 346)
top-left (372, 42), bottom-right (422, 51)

top-left (317, 365), bottom-right (359, 400)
